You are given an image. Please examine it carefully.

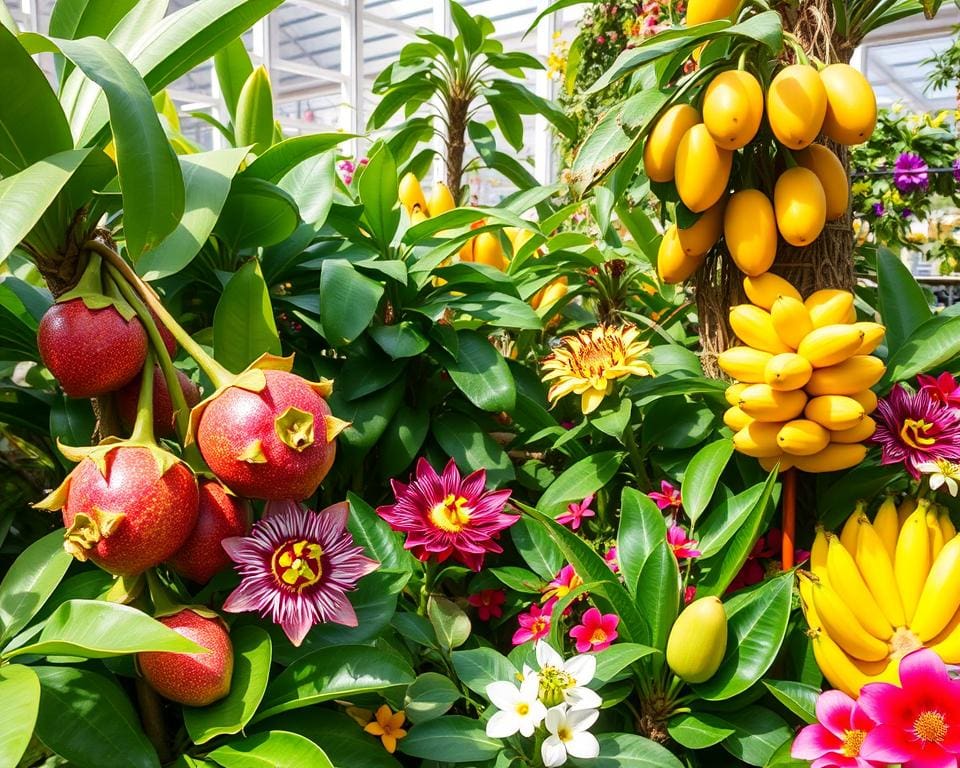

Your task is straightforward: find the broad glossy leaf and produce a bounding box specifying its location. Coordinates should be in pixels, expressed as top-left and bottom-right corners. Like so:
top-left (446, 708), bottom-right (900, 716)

top-left (3, 599), bottom-right (205, 659)
top-left (617, 487), bottom-right (667, 597)
top-left (592, 643), bottom-right (658, 683)
top-left (878, 247), bottom-right (932, 355)
top-left (278, 151), bottom-right (335, 229)
top-left (445, 330), bottom-right (516, 412)
top-left (328, 378), bottom-right (404, 453)
top-left (235, 66), bottom-right (274, 155)
top-left (213, 260), bottom-right (281, 373)
top-left (538, 451), bottom-right (624, 515)
top-left (207, 731), bottom-right (332, 768)
top-left (244, 134), bottom-right (350, 182)
top-left (0, 528), bottom-right (73, 644)
top-left (137, 147), bottom-right (248, 280)
top-left (763, 679), bottom-right (818, 724)
top-left (667, 711), bottom-right (735, 749)
top-left (636, 541), bottom-right (680, 651)
top-left (450, 0), bottom-right (482, 52)
top-left (696, 481), bottom-right (766, 558)
top-left (428, 596), bottom-right (471, 651)
top-left (185, 626), bottom-right (272, 744)
top-left (720, 705), bottom-right (792, 766)
top-left (510, 517), bottom-right (563, 580)
top-left (879, 314), bottom-right (960, 390)
top-left (692, 573), bottom-right (794, 701)
top-left (319, 259), bottom-right (384, 346)
top-left (369, 322), bottom-right (429, 359)
top-left (214, 37), bottom-right (253, 123)
top-left (0, 664), bottom-right (40, 768)
top-left (255, 645), bottom-right (415, 721)
top-left (398, 716), bottom-right (501, 761)
top-left (432, 412), bottom-right (515, 488)
top-left (404, 672), bottom-right (460, 724)
top-left (214, 176), bottom-right (299, 252)
top-left (681, 439), bottom-right (734, 525)
top-left (376, 407), bottom-right (430, 479)
top-left (450, 648), bottom-right (518, 698)
top-left (358, 142), bottom-right (399, 251)
top-left (346, 492), bottom-right (407, 570)
top-left (570, 732), bottom-right (684, 767)
top-left (33, 666), bottom-right (159, 768)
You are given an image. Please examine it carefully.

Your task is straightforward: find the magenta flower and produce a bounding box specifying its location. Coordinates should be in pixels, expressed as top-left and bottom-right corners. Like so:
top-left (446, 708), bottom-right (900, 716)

top-left (918, 372), bottom-right (960, 409)
top-left (894, 152), bottom-right (929, 193)
top-left (467, 589), bottom-right (506, 621)
top-left (376, 458), bottom-right (516, 571)
top-left (512, 601), bottom-right (553, 645)
top-left (222, 500), bottom-right (379, 646)
top-left (569, 607), bottom-right (619, 653)
top-left (648, 480), bottom-right (682, 511)
top-left (667, 525), bottom-right (701, 560)
top-left (556, 494), bottom-right (596, 530)
top-left (872, 202), bottom-right (885, 217)
top-left (542, 564), bottom-right (584, 605)
top-left (873, 385), bottom-right (960, 478)
top-left (791, 689), bottom-right (879, 768)
top-left (684, 585), bottom-right (696, 605)
top-left (953, 158), bottom-right (960, 183)
top-left (604, 546), bottom-right (619, 573)
top-left (859, 649), bottom-right (960, 766)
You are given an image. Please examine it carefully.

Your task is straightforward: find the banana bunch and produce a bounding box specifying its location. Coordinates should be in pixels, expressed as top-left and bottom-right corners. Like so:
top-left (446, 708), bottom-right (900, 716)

top-left (719, 272), bottom-right (885, 473)
top-left (799, 497), bottom-right (960, 697)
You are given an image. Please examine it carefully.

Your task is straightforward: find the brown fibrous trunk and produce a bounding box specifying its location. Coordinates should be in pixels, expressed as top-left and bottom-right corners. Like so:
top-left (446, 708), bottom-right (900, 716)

top-left (445, 93), bottom-right (470, 199)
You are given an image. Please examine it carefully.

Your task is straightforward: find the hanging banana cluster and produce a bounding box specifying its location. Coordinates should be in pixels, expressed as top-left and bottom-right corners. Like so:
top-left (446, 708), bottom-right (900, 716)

top-left (718, 272), bottom-right (885, 473)
top-left (799, 497), bottom-right (960, 697)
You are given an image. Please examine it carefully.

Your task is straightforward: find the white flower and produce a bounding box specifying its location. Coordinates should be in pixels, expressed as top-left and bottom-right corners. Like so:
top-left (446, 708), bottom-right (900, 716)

top-left (484, 672), bottom-right (547, 738)
top-left (526, 641), bottom-right (602, 710)
top-left (541, 703), bottom-right (600, 767)
top-left (918, 458), bottom-right (960, 497)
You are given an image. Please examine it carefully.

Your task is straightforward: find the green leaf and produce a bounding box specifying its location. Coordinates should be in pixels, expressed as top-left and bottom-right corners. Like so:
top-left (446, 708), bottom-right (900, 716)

top-left (428, 596), bottom-right (471, 652)
top-left (617, 487), bottom-right (667, 598)
top-left (570, 732), bottom-right (685, 767)
top-left (255, 646), bottom-right (415, 721)
top-left (879, 314), bottom-right (960, 390)
top-left (184, 626), bottom-right (273, 745)
top-left (346, 492), bottom-right (407, 570)
top-left (538, 451), bottom-right (624, 515)
top-left (636, 541), bottom-right (680, 651)
top-left (318, 259), bottom-right (384, 346)
top-left (3, 599), bottom-right (205, 660)
top-left (593, 643), bottom-right (658, 683)
top-left (33, 666), bottom-right (159, 768)
top-left (692, 573), bottom-right (794, 701)
top-left (450, 0), bottom-right (482, 52)
top-left (0, 529), bottom-right (72, 644)
top-left (278, 152), bottom-right (335, 230)
top-left (48, 0), bottom-right (139, 44)
top-left (696, 482), bottom-right (767, 559)
top-left (0, 664), bottom-right (40, 768)
top-left (376, 407), bottom-right (430, 479)
top-left (369, 322), bottom-right (429, 359)
top-left (214, 176), bottom-right (299, 252)
top-left (358, 142), bottom-right (400, 252)
top-left (399, 716), bottom-right (501, 762)
top-left (445, 330), bottom-right (516, 412)
top-left (667, 711), bottom-right (735, 749)
top-left (405, 672), bottom-right (460, 724)
top-left (329, 379), bottom-right (404, 454)
top-left (243, 134), bottom-right (349, 183)
top-left (0, 149), bottom-right (90, 262)
top-left (681, 439), bottom-right (734, 526)
top-left (213, 260), bottom-right (281, 374)
top-left (0, 25), bottom-right (72, 177)
top-left (207, 731), bottom-right (333, 768)
top-left (432, 412), bottom-right (515, 488)
top-left (136, 148), bottom-right (248, 280)
top-left (214, 37), bottom-right (253, 123)
top-left (510, 517), bottom-right (563, 581)
top-left (451, 648), bottom-right (518, 698)
top-left (235, 66), bottom-right (275, 155)
top-left (763, 679), bottom-right (819, 724)
top-left (877, 248), bottom-right (932, 354)
top-left (720, 705), bottom-right (792, 766)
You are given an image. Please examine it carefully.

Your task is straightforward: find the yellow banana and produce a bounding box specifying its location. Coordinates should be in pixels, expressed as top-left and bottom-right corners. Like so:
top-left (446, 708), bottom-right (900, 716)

top-left (928, 507), bottom-right (945, 562)
top-left (898, 497), bottom-right (917, 528)
top-left (804, 395), bottom-right (865, 431)
top-left (792, 443), bottom-right (867, 473)
top-left (733, 421), bottom-right (784, 458)
top-left (770, 296), bottom-right (814, 350)
top-left (777, 419), bottom-right (830, 456)
top-left (717, 346), bottom-right (774, 383)
top-left (809, 575), bottom-right (889, 661)
top-left (810, 528), bottom-right (829, 580)
top-left (811, 627), bottom-right (872, 697)
top-left (853, 322), bottom-right (886, 355)
top-left (725, 382), bottom-right (749, 406)
top-left (742, 272), bottom-right (801, 310)
top-left (399, 172), bottom-right (428, 215)
top-left (797, 324), bottom-right (865, 368)
top-left (764, 353), bottom-right (813, 391)
top-left (873, 495), bottom-right (899, 562)
top-left (941, 509), bottom-right (957, 542)
top-left (910, 534), bottom-right (960, 641)
top-left (855, 517), bottom-right (906, 628)
top-left (410, 204), bottom-right (429, 224)
top-left (850, 389), bottom-right (878, 415)
top-left (738, 384), bottom-right (807, 422)
top-left (826, 533), bottom-right (893, 640)
top-left (758, 453), bottom-right (795, 472)
top-left (852, 655), bottom-right (899, 686)
top-left (428, 180), bottom-right (456, 216)
top-left (805, 356), bottom-right (886, 396)
top-left (895, 503), bottom-right (932, 624)
top-left (830, 417), bottom-right (877, 444)
top-left (805, 289), bottom-right (854, 328)
top-left (724, 406), bottom-right (753, 432)
top-left (729, 305), bottom-right (793, 354)
top-left (929, 608), bottom-right (960, 663)
top-left (839, 504), bottom-right (865, 554)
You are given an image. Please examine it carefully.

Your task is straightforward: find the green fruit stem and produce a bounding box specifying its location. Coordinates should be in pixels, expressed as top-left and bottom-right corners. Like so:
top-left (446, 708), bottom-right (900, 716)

top-left (70, 251), bottom-right (105, 297)
top-left (85, 239), bottom-right (233, 389)
top-left (145, 570), bottom-right (184, 617)
top-left (130, 351), bottom-right (158, 446)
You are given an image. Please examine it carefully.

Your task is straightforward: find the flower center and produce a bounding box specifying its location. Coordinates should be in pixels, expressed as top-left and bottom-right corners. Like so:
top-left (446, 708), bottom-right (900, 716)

top-left (557, 726), bottom-right (573, 743)
top-left (901, 419), bottom-right (937, 449)
top-left (428, 494), bottom-right (472, 533)
top-left (841, 729), bottom-right (866, 757)
top-left (516, 702), bottom-right (530, 716)
top-left (914, 710), bottom-right (948, 744)
top-left (571, 337), bottom-right (624, 379)
top-left (530, 617), bottom-right (548, 635)
top-left (271, 539), bottom-right (324, 591)
top-left (539, 665), bottom-right (575, 707)
top-left (589, 628), bottom-right (608, 645)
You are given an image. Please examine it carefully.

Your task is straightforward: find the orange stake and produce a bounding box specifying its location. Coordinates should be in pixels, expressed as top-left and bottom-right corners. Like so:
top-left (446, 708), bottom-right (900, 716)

top-left (782, 468), bottom-right (797, 570)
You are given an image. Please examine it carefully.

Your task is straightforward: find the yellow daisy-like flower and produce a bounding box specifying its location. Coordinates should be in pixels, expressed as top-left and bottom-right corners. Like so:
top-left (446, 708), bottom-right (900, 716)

top-left (542, 324), bottom-right (654, 415)
top-left (363, 704), bottom-right (407, 753)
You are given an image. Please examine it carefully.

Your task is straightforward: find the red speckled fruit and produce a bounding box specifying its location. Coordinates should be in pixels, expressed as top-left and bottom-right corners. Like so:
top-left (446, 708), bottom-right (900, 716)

top-left (116, 367), bottom-right (202, 439)
top-left (138, 609), bottom-right (233, 707)
top-left (196, 370), bottom-right (337, 500)
top-left (38, 299), bottom-right (148, 398)
top-left (169, 479), bottom-right (251, 584)
top-left (61, 446), bottom-right (199, 575)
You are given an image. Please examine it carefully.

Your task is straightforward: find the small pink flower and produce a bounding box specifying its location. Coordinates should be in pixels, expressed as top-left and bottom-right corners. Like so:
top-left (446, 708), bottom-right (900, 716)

top-left (512, 602), bottom-right (553, 645)
top-left (918, 372), bottom-right (960, 408)
top-left (359, 157), bottom-right (369, 166)
top-left (648, 480), bottom-right (682, 511)
top-left (596, 35), bottom-right (606, 44)
top-left (467, 589), bottom-right (506, 621)
top-left (667, 525), bottom-right (701, 560)
top-left (542, 564), bottom-right (583, 604)
top-left (791, 689), bottom-right (879, 768)
top-left (569, 607), bottom-right (619, 653)
top-left (343, 175), bottom-right (353, 185)
top-left (609, 30), bottom-right (619, 41)
top-left (556, 494), bottom-right (596, 531)
top-left (684, 585), bottom-right (696, 605)
top-left (604, 546), bottom-right (619, 573)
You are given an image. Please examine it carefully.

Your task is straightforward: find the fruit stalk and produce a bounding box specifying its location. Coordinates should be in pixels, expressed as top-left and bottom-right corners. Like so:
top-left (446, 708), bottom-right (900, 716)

top-left (782, 467), bottom-right (796, 570)
top-left (130, 351), bottom-right (157, 446)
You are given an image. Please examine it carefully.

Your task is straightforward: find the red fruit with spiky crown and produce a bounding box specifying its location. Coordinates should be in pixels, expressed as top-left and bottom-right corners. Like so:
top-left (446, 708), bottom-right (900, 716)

top-left (38, 298), bottom-right (148, 397)
top-left (169, 480), bottom-right (251, 584)
top-left (138, 609), bottom-right (234, 706)
top-left (41, 446), bottom-right (199, 576)
top-left (117, 367), bottom-right (202, 439)
top-left (195, 370), bottom-right (342, 500)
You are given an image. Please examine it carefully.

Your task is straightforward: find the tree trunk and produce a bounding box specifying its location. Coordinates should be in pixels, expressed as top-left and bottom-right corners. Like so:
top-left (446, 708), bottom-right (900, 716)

top-left (445, 94), bottom-right (470, 200)
top-left (696, 0), bottom-right (856, 376)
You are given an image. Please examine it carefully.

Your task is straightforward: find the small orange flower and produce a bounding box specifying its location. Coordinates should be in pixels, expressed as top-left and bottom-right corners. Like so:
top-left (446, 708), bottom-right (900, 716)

top-left (364, 704), bottom-right (408, 753)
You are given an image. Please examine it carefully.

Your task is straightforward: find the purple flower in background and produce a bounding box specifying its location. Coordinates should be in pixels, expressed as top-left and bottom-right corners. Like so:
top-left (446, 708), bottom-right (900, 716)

top-left (902, 208), bottom-right (913, 219)
top-left (893, 152), bottom-right (929, 193)
top-left (954, 158), bottom-right (960, 183)
top-left (872, 202), bottom-right (885, 217)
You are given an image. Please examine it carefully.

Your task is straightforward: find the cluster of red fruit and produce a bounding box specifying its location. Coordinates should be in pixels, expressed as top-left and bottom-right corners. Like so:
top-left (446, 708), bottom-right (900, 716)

top-left (34, 253), bottom-right (343, 706)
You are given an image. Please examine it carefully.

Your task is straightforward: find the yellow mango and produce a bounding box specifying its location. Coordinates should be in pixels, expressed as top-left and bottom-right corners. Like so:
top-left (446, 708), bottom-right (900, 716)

top-left (643, 104), bottom-right (702, 183)
top-left (820, 64), bottom-right (877, 146)
top-left (774, 167), bottom-right (827, 247)
top-left (767, 64), bottom-right (828, 150)
top-left (703, 70), bottom-right (764, 150)
top-left (724, 190), bottom-right (777, 277)
top-left (675, 124), bottom-right (733, 213)
top-left (797, 144), bottom-right (849, 221)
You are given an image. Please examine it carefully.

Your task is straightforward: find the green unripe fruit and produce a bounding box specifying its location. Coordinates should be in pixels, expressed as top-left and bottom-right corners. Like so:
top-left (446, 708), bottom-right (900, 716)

top-left (666, 596), bottom-right (728, 684)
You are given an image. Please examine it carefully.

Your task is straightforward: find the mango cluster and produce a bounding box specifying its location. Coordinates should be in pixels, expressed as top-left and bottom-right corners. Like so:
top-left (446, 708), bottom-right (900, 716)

top-left (652, 62), bottom-right (877, 284)
top-left (718, 272), bottom-right (886, 473)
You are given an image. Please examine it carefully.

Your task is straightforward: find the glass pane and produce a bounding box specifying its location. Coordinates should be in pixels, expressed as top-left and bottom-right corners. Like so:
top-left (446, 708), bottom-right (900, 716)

top-left (274, 2), bottom-right (342, 73)
top-left (864, 35), bottom-right (956, 113)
